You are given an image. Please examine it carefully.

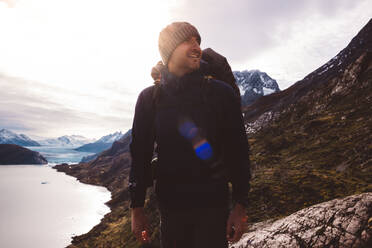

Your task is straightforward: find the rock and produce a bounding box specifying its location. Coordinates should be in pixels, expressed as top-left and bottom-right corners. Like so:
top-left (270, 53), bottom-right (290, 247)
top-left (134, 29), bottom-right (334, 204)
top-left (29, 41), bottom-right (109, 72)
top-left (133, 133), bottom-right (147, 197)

top-left (231, 193), bottom-right (372, 248)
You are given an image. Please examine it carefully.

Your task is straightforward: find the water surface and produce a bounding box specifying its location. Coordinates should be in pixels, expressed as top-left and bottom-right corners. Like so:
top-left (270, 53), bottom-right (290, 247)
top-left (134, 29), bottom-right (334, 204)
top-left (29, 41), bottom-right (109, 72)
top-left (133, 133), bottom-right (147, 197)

top-left (0, 164), bottom-right (111, 248)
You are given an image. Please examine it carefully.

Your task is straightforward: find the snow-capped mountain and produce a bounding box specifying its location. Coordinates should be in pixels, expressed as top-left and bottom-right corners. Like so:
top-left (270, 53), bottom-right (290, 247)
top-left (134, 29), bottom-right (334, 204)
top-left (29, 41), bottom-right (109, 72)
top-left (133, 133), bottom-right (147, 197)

top-left (118, 129), bottom-right (132, 142)
top-left (80, 129), bottom-right (131, 162)
top-left (0, 129), bottom-right (41, 146)
top-left (38, 135), bottom-right (96, 147)
top-left (95, 131), bottom-right (124, 144)
top-left (233, 70), bottom-right (280, 106)
top-left (75, 131), bottom-right (125, 153)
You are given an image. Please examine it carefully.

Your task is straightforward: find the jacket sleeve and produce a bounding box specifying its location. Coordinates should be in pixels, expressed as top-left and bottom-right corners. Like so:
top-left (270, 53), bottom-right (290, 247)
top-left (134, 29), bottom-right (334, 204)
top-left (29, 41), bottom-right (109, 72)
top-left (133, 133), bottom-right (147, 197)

top-left (221, 87), bottom-right (251, 207)
top-left (129, 87), bottom-right (155, 208)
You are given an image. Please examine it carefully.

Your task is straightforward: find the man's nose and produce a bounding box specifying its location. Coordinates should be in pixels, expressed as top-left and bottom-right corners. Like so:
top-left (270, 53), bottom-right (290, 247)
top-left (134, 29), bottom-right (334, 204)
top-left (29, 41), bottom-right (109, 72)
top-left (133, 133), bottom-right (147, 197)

top-left (190, 39), bottom-right (200, 50)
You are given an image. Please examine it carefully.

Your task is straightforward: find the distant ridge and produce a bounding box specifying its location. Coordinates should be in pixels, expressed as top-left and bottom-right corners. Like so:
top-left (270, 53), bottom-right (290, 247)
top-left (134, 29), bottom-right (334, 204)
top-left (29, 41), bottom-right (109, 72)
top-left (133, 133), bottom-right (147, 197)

top-left (0, 144), bottom-right (47, 165)
top-left (0, 129), bottom-right (40, 146)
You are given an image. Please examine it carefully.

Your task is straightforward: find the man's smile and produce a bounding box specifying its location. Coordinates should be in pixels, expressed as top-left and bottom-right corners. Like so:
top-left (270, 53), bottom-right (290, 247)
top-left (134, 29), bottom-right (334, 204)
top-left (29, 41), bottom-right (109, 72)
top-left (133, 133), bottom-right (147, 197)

top-left (188, 51), bottom-right (202, 59)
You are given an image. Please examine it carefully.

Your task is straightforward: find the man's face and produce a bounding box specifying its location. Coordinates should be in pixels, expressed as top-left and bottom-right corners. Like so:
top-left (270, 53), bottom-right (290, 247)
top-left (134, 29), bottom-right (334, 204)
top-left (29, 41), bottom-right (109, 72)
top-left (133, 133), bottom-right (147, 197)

top-left (168, 36), bottom-right (202, 74)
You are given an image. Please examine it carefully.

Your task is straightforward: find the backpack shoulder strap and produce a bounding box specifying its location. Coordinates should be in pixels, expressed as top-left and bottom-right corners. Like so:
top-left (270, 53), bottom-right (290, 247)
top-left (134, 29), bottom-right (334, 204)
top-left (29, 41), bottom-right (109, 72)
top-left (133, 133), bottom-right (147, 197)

top-left (201, 75), bottom-right (214, 105)
top-left (152, 83), bottom-right (161, 109)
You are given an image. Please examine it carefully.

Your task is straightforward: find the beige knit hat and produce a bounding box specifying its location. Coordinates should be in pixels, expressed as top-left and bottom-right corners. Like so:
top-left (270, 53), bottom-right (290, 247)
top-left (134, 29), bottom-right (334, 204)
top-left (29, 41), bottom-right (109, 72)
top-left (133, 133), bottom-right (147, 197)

top-left (158, 22), bottom-right (201, 65)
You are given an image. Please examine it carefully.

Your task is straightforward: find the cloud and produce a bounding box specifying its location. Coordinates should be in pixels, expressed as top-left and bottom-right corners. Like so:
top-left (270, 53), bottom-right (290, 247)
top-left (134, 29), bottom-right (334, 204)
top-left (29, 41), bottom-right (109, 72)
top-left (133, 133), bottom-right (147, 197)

top-left (167, 0), bottom-right (372, 89)
top-left (169, 0), bottom-right (360, 63)
top-left (0, 74), bottom-right (134, 138)
top-left (1, 0), bottom-right (371, 138)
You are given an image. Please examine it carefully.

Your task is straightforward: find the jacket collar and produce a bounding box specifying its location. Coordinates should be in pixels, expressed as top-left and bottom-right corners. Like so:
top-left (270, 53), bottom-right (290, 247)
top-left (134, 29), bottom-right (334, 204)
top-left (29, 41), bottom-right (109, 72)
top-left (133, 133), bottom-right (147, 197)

top-left (160, 60), bottom-right (209, 93)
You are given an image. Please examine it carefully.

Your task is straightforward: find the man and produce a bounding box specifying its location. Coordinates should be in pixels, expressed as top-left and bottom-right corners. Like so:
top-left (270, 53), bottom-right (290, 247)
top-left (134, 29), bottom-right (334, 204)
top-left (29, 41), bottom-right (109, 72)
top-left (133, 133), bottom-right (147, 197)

top-left (129, 22), bottom-right (251, 248)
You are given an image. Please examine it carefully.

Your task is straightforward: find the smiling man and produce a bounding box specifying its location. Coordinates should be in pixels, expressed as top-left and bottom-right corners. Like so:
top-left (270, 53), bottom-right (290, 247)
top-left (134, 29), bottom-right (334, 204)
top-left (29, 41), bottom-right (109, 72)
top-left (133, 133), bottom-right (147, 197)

top-left (129, 22), bottom-right (251, 248)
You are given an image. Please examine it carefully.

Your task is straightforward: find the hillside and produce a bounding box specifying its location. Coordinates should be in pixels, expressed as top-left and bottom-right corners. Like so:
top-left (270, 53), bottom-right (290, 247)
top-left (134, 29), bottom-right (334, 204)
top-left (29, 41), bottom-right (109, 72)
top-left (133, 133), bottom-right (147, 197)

top-left (0, 144), bottom-right (47, 165)
top-left (242, 18), bottom-right (372, 222)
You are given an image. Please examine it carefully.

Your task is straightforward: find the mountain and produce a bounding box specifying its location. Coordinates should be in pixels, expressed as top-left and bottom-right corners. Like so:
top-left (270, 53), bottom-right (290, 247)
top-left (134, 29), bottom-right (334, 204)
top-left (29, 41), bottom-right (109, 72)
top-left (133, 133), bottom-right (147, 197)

top-left (240, 18), bottom-right (372, 222)
top-left (75, 131), bottom-right (128, 154)
top-left (79, 130), bottom-right (131, 162)
top-left (0, 144), bottom-right (47, 165)
top-left (53, 19), bottom-right (372, 247)
top-left (95, 131), bottom-right (124, 143)
top-left (38, 135), bottom-right (95, 147)
top-left (74, 142), bottom-right (113, 154)
top-left (80, 153), bottom-right (99, 163)
top-left (233, 70), bottom-right (280, 106)
top-left (0, 129), bottom-right (40, 146)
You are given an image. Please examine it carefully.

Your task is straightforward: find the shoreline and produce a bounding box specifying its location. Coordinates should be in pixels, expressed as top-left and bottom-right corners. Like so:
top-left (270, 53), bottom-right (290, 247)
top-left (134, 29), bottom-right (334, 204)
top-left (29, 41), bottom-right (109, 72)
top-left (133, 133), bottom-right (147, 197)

top-left (50, 135), bottom-right (143, 247)
top-left (52, 162), bottom-right (130, 247)
top-left (49, 164), bottom-right (112, 247)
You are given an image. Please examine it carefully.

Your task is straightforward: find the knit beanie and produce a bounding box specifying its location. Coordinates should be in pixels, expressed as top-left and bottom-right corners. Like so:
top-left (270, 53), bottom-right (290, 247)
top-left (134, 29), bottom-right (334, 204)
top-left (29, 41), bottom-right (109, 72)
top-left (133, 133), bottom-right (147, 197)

top-left (158, 22), bottom-right (201, 65)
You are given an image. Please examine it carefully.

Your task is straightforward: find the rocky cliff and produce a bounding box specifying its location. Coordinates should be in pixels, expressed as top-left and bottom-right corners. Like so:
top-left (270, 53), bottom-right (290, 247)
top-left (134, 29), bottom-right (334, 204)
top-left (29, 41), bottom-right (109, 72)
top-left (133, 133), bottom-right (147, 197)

top-left (0, 144), bottom-right (47, 165)
top-left (232, 193), bottom-right (372, 248)
top-left (53, 19), bottom-right (372, 248)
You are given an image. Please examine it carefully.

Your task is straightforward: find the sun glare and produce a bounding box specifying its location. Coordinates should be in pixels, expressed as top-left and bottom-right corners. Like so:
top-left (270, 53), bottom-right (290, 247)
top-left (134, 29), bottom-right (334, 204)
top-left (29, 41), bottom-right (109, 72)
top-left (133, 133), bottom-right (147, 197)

top-left (0, 0), bottom-right (171, 91)
top-left (0, 0), bottom-right (172, 134)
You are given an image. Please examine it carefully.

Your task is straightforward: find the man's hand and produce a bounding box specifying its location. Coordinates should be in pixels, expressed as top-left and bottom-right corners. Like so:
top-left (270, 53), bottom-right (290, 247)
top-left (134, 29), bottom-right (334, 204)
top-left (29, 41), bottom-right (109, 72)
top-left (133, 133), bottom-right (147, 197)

top-left (226, 203), bottom-right (247, 243)
top-left (131, 207), bottom-right (151, 243)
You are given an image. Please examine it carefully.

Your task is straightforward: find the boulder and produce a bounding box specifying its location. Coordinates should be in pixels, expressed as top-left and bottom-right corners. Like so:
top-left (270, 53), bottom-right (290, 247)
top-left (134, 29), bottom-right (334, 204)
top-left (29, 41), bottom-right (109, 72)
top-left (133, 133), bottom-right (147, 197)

top-left (231, 193), bottom-right (372, 248)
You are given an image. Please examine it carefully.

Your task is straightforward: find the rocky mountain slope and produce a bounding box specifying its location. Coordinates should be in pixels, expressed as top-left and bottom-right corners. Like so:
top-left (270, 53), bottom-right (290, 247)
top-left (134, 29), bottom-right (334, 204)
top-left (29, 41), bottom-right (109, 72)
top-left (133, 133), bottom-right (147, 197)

top-left (0, 128), bottom-right (40, 146)
top-left (0, 144), bottom-right (47, 165)
top-left (53, 19), bottom-right (372, 248)
top-left (233, 193), bottom-right (372, 248)
top-left (240, 18), bottom-right (371, 224)
top-left (233, 70), bottom-right (280, 106)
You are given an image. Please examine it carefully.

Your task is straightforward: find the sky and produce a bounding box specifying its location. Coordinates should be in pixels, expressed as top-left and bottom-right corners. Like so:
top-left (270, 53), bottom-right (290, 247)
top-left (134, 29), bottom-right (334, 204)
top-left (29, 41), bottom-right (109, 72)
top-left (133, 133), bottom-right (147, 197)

top-left (0, 0), bottom-right (371, 139)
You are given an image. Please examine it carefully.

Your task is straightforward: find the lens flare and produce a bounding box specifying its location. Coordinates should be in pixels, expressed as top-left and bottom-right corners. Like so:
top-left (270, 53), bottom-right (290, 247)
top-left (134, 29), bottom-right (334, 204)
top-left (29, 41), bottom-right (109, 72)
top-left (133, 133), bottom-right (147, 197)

top-left (178, 121), bottom-right (197, 139)
top-left (178, 118), bottom-right (213, 160)
top-left (194, 140), bottom-right (213, 160)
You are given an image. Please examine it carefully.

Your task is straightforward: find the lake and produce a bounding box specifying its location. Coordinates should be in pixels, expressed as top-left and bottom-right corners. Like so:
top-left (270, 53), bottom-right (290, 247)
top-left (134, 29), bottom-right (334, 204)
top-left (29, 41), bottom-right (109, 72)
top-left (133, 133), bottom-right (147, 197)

top-left (0, 164), bottom-right (111, 248)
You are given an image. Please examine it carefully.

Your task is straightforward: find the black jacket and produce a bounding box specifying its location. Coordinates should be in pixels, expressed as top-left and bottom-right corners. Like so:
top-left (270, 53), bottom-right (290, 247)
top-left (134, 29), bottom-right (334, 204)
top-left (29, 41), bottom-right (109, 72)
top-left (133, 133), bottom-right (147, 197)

top-left (129, 66), bottom-right (251, 209)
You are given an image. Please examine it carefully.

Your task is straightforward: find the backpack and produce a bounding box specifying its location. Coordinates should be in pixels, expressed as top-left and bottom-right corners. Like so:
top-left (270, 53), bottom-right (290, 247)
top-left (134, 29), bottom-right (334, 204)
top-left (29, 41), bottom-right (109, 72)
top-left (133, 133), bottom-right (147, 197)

top-left (151, 48), bottom-right (240, 98)
top-left (144, 48), bottom-right (238, 187)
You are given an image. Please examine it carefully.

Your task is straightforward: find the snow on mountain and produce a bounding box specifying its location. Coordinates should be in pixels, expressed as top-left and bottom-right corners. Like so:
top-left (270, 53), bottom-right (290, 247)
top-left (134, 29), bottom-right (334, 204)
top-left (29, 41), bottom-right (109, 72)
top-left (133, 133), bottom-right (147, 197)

top-left (233, 70), bottom-right (280, 106)
top-left (75, 131), bottom-right (125, 153)
top-left (38, 135), bottom-right (96, 147)
top-left (80, 130), bottom-right (131, 162)
top-left (0, 129), bottom-right (41, 146)
top-left (95, 131), bottom-right (124, 144)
